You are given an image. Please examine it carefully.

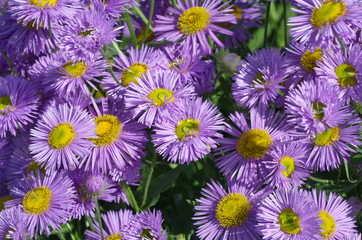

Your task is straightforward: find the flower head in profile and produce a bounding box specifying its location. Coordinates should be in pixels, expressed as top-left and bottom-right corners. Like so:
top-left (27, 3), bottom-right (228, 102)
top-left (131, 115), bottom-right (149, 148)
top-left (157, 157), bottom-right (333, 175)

top-left (154, 0), bottom-right (236, 54)
top-left (152, 97), bottom-right (224, 164)
top-left (289, 0), bottom-right (362, 44)
top-left (5, 171), bottom-right (76, 237)
top-left (193, 180), bottom-right (267, 240)
top-left (125, 70), bottom-right (196, 127)
top-left (257, 189), bottom-right (321, 240)
top-left (0, 75), bottom-right (39, 137)
top-left (29, 103), bottom-right (96, 170)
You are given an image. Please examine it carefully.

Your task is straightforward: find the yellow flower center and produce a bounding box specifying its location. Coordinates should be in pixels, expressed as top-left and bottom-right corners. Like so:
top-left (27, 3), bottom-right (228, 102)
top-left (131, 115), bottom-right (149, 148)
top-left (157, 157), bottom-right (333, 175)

top-left (312, 102), bottom-right (325, 121)
top-left (215, 193), bottom-right (251, 228)
top-left (29, 0), bottom-right (58, 8)
top-left (148, 88), bottom-right (175, 106)
top-left (335, 63), bottom-right (358, 87)
top-left (278, 208), bottom-right (301, 234)
top-left (64, 62), bottom-right (87, 78)
top-left (26, 161), bottom-right (46, 177)
top-left (236, 129), bottom-right (273, 159)
top-left (79, 29), bottom-right (93, 37)
top-left (0, 96), bottom-right (11, 111)
top-left (169, 58), bottom-right (185, 70)
top-left (318, 210), bottom-right (337, 239)
top-left (121, 63), bottom-right (148, 87)
top-left (23, 186), bottom-right (52, 214)
top-left (300, 48), bottom-right (323, 72)
top-left (89, 114), bottom-right (122, 146)
top-left (232, 5), bottom-right (243, 21)
top-left (280, 156), bottom-right (295, 178)
top-left (0, 195), bottom-right (13, 211)
top-left (310, 1), bottom-right (346, 28)
top-left (315, 126), bottom-right (340, 146)
top-left (175, 118), bottom-right (200, 141)
top-left (106, 234), bottom-right (123, 240)
top-left (178, 7), bottom-right (211, 35)
top-left (48, 123), bottom-right (76, 149)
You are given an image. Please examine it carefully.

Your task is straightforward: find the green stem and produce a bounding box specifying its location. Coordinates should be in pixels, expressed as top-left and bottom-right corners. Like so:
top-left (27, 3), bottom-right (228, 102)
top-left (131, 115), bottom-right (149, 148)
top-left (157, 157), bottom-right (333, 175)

top-left (133, 6), bottom-right (153, 31)
top-left (344, 160), bottom-right (357, 183)
top-left (1, 50), bottom-right (16, 75)
top-left (101, 48), bottom-right (121, 86)
top-left (263, 1), bottom-right (271, 48)
top-left (283, 0), bottom-right (288, 46)
top-left (57, 231), bottom-right (66, 240)
top-left (124, 12), bottom-right (138, 48)
top-left (141, 0), bottom-right (155, 44)
top-left (121, 182), bottom-right (140, 212)
top-left (141, 154), bottom-right (156, 208)
top-left (112, 41), bottom-right (121, 53)
top-left (309, 176), bottom-right (330, 183)
top-left (95, 198), bottom-right (104, 240)
top-left (86, 215), bottom-right (95, 232)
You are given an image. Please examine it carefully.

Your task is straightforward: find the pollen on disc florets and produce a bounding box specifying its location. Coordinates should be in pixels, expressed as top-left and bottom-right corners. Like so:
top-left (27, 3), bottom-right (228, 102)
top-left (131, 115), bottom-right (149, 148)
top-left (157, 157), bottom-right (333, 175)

top-left (48, 123), bottom-right (76, 149)
top-left (23, 186), bottom-right (52, 214)
top-left (178, 7), bottom-right (211, 35)
top-left (310, 1), bottom-right (347, 28)
top-left (236, 129), bottom-right (273, 159)
top-left (89, 114), bottom-right (122, 146)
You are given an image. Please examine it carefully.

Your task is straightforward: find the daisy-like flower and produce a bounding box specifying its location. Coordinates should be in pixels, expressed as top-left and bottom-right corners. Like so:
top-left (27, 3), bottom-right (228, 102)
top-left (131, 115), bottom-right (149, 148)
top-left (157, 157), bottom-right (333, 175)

top-left (289, 0), bottom-right (362, 44)
top-left (8, 0), bottom-right (81, 30)
top-left (232, 48), bottom-right (292, 108)
top-left (0, 206), bottom-right (31, 240)
top-left (30, 51), bottom-right (108, 96)
top-left (0, 75), bottom-right (39, 137)
top-left (123, 209), bottom-right (168, 240)
top-left (152, 97), bottom-right (224, 164)
top-left (90, 0), bottom-right (138, 18)
top-left (82, 96), bottom-right (148, 173)
top-left (215, 107), bottom-right (292, 185)
top-left (154, 0), bottom-right (237, 54)
top-left (103, 45), bottom-right (166, 94)
top-left (85, 209), bottom-right (133, 240)
top-left (5, 171), bottom-right (76, 237)
top-left (306, 114), bottom-right (361, 171)
top-left (29, 103), bottom-right (96, 170)
top-left (264, 141), bottom-right (311, 189)
top-left (125, 70), bottom-right (196, 127)
top-left (56, 8), bottom-right (121, 60)
top-left (193, 180), bottom-right (267, 240)
top-left (256, 189), bottom-right (321, 240)
top-left (312, 190), bottom-right (358, 239)
top-left (285, 79), bottom-right (353, 134)
top-left (315, 43), bottom-right (362, 103)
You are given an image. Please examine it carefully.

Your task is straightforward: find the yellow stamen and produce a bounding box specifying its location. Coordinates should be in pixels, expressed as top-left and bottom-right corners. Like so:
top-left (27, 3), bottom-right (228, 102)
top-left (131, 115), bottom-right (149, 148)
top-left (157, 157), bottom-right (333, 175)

top-left (236, 129), bottom-right (273, 159)
top-left (88, 114), bottom-right (122, 146)
top-left (318, 210), bottom-right (337, 239)
top-left (121, 63), bottom-right (148, 87)
top-left (23, 186), bottom-right (52, 214)
top-left (280, 156), bottom-right (295, 178)
top-left (315, 126), bottom-right (340, 146)
top-left (335, 63), bottom-right (358, 87)
top-left (312, 102), bottom-right (325, 121)
top-left (178, 7), bottom-right (211, 35)
top-left (300, 48), bottom-right (323, 72)
top-left (148, 88), bottom-right (174, 106)
top-left (278, 208), bottom-right (301, 234)
top-left (0, 96), bottom-right (11, 111)
top-left (48, 123), bottom-right (76, 149)
top-left (310, 1), bottom-right (346, 28)
top-left (175, 118), bottom-right (200, 141)
top-left (106, 234), bottom-right (123, 240)
top-left (29, 0), bottom-right (57, 8)
top-left (215, 193), bottom-right (251, 228)
top-left (64, 62), bottom-right (87, 77)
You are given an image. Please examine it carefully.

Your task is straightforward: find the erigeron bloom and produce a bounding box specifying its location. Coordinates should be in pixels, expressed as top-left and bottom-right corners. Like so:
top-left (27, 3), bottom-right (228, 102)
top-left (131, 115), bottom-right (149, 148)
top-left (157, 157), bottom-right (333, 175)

top-left (90, 0), bottom-right (138, 18)
top-left (289, 0), bottom-right (362, 44)
top-left (215, 107), bottom-right (292, 185)
top-left (85, 209), bottom-right (133, 240)
top-left (232, 48), bottom-right (292, 108)
top-left (152, 97), bottom-right (224, 164)
top-left (285, 79), bottom-right (353, 134)
top-left (5, 171), bottom-right (76, 237)
top-left (0, 207), bottom-right (31, 240)
top-left (123, 209), bottom-right (168, 240)
top-left (315, 43), bottom-right (362, 103)
top-left (312, 190), bottom-right (358, 239)
top-left (263, 141), bottom-right (311, 189)
top-left (0, 75), bottom-right (39, 137)
top-left (257, 189), bottom-right (322, 240)
top-left (82, 96), bottom-right (148, 173)
top-left (125, 70), bottom-right (196, 127)
top-left (193, 180), bottom-right (267, 240)
top-left (29, 103), bottom-right (96, 170)
top-left (306, 114), bottom-right (361, 171)
top-left (154, 0), bottom-right (237, 54)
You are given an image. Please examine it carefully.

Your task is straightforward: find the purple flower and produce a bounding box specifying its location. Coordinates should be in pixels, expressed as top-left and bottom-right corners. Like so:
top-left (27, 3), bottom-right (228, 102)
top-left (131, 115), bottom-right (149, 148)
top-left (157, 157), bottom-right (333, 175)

top-left (5, 171), bottom-right (76, 237)
top-left (152, 97), bottom-right (224, 164)
top-left (0, 75), bottom-right (39, 137)
top-left (289, 0), bottom-right (362, 44)
top-left (125, 70), bottom-right (196, 127)
top-left (256, 189), bottom-right (322, 239)
top-left (264, 141), bottom-right (311, 189)
top-left (232, 48), bottom-right (292, 108)
top-left (90, 0), bottom-right (138, 18)
top-left (154, 0), bottom-right (237, 54)
top-left (123, 209), bottom-right (168, 240)
top-left (215, 107), bottom-right (292, 185)
top-left (29, 103), bottom-right (96, 170)
top-left (315, 43), bottom-right (362, 103)
top-left (85, 209), bottom-right (133, 240)
top-left (0, 207), bottom-right (31, 240)
top-left (312, 190), bottom-right (358, 239)
top-left (193, 180), bottom-right (267, 240)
